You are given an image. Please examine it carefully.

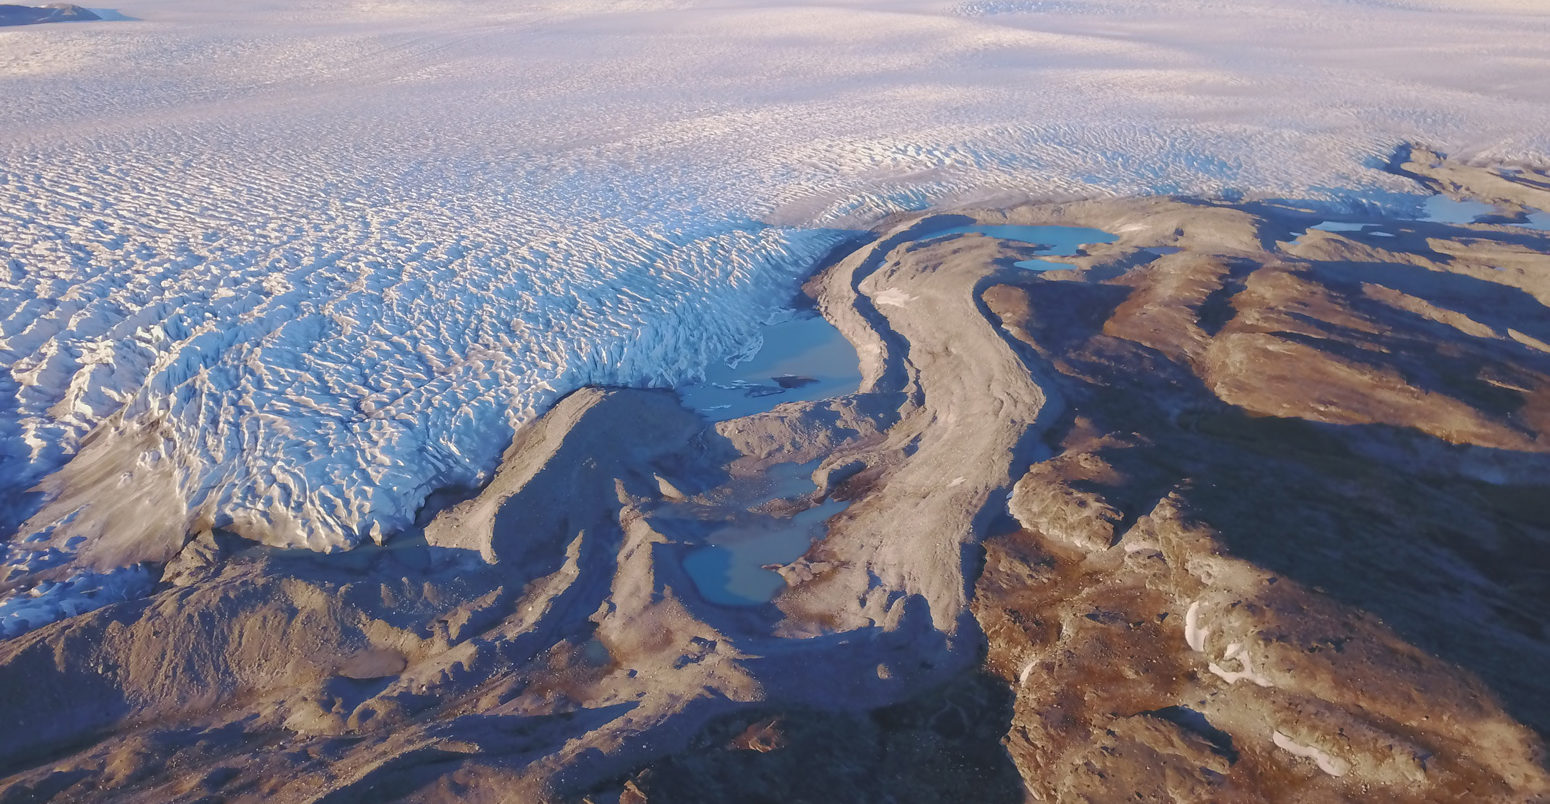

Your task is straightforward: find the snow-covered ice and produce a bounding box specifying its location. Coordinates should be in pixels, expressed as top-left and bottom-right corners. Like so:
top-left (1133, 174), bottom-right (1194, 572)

top-left (3, 0), bottom-right (1550, 635)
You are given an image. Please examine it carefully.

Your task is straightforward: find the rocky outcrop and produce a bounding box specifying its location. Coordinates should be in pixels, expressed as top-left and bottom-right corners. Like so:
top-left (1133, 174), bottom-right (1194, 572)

top-left (967, 161), bottom-right (1550, 801)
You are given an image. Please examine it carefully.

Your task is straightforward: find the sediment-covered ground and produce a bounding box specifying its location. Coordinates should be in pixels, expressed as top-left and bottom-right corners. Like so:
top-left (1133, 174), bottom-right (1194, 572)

top-left (1, 149), bottom-right (1547, 801)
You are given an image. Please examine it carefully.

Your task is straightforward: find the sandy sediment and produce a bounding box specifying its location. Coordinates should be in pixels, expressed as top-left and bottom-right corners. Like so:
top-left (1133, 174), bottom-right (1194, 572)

top-left (2, 149), bottom-right (1550, 801)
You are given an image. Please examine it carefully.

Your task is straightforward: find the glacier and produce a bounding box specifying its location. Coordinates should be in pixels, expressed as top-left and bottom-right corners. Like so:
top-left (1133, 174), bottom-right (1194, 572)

top-left (2, 0), bottom-right (1549, 635)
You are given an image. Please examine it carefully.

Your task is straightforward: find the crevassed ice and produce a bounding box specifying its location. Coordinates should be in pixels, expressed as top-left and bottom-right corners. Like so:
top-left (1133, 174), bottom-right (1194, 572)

top-left (0, 565), bottom-right (151, 639)
top-left (0, 192), bottom-right (853, 561)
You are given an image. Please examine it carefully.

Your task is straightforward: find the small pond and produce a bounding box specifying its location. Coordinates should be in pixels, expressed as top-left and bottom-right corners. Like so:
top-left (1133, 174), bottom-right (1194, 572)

top-left (681, 496), bottom-right (848, 606)
top-left (922, 224), bottom-right (1119, 271)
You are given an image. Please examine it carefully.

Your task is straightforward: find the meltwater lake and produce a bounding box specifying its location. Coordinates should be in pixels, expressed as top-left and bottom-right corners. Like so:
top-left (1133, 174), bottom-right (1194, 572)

top-left (678, 310), bottom-right (863, 422)
top-left (672, 223), bottom-right (1125, 606)
top-left (922, 224), bottom-right (1120, 271)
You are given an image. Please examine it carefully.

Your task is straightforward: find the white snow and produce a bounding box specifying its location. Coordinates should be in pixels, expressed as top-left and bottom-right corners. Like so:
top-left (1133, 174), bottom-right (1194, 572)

top-left (1272, 730), bottom-right (1352, 777)
top-left (1207, 641), bottom-right (1274, 688)
top-left (1184, 600), bottom-right (1209, 652)
top-left (1187, 603), bottom-right (1273, 686)
top-left (3, 0), bottom-right (1550, 635)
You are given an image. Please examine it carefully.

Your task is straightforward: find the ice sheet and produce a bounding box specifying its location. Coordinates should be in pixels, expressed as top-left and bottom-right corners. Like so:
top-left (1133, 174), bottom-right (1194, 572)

top-left (3, 0), bottom-right (1549, 634)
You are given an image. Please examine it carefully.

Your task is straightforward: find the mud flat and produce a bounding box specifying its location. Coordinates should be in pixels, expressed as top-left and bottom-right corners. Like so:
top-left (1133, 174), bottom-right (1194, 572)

top-left (3, 146), bottom-right (1550, 801)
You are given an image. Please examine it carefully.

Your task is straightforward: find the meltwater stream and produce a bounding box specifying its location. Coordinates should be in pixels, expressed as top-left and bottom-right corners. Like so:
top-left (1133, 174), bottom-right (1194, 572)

top-left (676, 309), bottom-right (862, 606)
top-left (669, 223), bottom-right (1120, 606)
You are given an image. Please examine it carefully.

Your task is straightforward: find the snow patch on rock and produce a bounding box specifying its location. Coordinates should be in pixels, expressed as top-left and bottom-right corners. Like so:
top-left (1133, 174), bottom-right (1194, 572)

top-left (1273, 729), bottom-right (1352, 777)
top-left (1184, 600), bottom-right (1210, 652)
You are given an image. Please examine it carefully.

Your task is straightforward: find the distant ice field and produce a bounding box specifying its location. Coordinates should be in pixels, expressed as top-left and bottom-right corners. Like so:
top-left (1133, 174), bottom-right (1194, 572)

top-left (2, 0), bottom-right (1549, 632)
